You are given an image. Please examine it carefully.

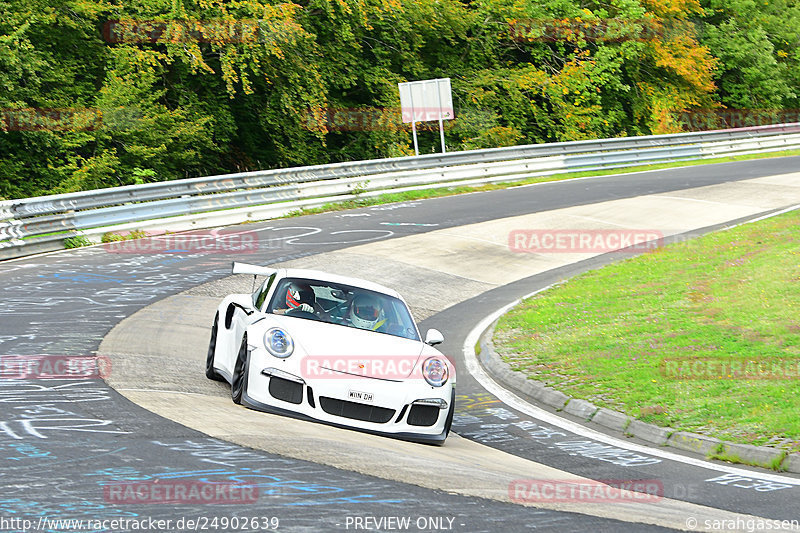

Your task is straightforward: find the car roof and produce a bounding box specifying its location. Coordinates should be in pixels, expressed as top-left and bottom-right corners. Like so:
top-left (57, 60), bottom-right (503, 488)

top-left (276, 268), bottom-right (403, 299)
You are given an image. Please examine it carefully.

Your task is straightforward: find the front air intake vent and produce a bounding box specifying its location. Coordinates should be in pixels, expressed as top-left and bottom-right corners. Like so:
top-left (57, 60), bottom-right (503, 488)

top-left (268, 376), bottom-right (303, 404)
top-left (319, 397), bottom-right (395, 424)
top-left (407, 404), bottom-right (440, 426)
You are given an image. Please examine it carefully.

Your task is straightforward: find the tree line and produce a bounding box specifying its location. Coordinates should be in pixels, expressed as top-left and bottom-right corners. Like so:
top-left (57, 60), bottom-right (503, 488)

top-left (1, 0), bottom-right (797, 199)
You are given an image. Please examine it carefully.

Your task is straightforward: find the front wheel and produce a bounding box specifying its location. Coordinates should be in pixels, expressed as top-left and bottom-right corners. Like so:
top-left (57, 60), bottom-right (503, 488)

top-left (231, 334), bottom-right (249, 405)
top-left (205, 312), bottom-right (224, 381)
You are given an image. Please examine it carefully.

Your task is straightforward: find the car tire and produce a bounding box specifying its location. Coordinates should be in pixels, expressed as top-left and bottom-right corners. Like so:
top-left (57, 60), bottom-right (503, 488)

top-left (231, 334), bottom-right (249, 405)
top-left (205, 312), bottom-right (225, 381)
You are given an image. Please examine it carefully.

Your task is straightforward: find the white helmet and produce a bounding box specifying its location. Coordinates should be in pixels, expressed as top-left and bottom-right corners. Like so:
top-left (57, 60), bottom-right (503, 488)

top-left (350, 293), bottom-right (384, 330)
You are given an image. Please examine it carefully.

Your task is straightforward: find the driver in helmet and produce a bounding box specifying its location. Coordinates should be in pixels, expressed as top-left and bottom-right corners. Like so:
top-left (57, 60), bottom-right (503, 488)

top-left (349, 293), bottom-right (387, 331)
top-left (274, 282), bottom-right (316, 315)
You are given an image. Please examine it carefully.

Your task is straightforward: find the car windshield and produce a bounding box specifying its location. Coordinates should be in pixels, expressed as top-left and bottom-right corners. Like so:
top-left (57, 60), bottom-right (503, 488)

top-left (266, 277), bottom-right (420, 341)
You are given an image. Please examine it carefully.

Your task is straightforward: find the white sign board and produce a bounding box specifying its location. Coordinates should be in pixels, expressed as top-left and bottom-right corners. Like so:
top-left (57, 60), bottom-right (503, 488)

top-left (398, 78), bottom-right (454, 123)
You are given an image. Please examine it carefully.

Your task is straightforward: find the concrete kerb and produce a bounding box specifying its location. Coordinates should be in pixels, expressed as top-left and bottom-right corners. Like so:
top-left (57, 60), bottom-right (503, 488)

top-left (667, 431), bottom-right (723, 456)
top-left (716, 442), bottom-right (789, 470)
top-left (478, 320), bottom-right (796, 473)
top-left (592, 408), bottom-right (632, 432)
top-left (625, 420), bottom-right (673, 446)
top-left (479, 332), bottom-right (567, 410)
top-left (782, 453), bottom-right (800, 474)
top-left (563, 399), bottom-right (599, 421)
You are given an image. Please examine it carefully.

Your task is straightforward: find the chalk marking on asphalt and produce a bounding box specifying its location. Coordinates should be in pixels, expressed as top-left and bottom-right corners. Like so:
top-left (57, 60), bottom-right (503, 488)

top-left (284, 229), bottom-right (394, 246)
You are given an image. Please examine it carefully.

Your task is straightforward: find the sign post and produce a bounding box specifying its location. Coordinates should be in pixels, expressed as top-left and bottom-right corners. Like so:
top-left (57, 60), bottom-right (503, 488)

top-left (398, 78), bottom-right (453, 156)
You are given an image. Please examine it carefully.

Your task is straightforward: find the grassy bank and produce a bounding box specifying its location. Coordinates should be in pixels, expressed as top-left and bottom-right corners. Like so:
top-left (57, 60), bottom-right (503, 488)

top-left (493, 209), bottom-right (800, 453)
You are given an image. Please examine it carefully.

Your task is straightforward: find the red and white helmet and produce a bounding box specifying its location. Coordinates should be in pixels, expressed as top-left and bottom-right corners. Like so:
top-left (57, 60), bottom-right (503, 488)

top-left (285, 282), bottom-right (314, 310)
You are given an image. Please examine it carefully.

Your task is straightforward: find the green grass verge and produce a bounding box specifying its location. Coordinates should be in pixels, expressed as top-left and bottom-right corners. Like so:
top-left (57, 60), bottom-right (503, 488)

top-left (283, 149), bottom-right (800, 217)
top-left (63, 235), bottom-right (91, 248)
top-left (493, 209), bottom-right (800, 452)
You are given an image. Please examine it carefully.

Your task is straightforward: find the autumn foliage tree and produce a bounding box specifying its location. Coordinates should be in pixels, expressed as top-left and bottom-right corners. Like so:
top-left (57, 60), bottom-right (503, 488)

top-left (0, 0), bottom-right (794, 199)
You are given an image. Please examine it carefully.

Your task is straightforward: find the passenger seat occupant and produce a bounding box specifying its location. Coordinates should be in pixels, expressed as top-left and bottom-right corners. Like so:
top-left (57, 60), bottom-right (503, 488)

top-left (349, 293), bottom-right (385, 331)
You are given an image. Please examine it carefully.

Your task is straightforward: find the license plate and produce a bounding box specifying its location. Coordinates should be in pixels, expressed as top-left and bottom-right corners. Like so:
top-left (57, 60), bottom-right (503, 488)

top-left (348, 390), bottom-right (373, 403)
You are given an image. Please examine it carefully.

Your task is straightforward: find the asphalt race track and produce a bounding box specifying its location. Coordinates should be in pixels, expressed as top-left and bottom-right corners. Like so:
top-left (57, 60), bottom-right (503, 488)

top-left (1, 157), bottom-right (800, 532)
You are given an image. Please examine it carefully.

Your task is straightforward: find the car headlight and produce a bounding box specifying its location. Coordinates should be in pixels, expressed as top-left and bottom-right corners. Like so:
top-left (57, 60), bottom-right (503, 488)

top-left (422, 357), bottom-right (449, 387)
top-left (264, 328), bottom-right (294, 358)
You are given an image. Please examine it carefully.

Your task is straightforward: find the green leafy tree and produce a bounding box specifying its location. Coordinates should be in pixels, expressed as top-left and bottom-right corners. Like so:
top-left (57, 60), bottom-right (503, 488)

top-left (697, 0), bottom-right (799, 118)
top-left (0, 0), bottom-right (791, 199)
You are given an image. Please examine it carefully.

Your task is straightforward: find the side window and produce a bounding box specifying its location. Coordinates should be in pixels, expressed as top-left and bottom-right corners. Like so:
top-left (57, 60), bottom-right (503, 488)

top-left (254, 274), bottom-right (276, 310)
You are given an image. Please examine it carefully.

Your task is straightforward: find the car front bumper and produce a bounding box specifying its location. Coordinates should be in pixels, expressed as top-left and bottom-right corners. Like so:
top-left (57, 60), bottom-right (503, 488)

top-left (243, 355), bottom-right (454, 444)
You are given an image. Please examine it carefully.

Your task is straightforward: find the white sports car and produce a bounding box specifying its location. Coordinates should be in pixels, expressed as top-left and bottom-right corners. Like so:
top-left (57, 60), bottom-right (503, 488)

top-left (206, 262), bottom-right (456, 444)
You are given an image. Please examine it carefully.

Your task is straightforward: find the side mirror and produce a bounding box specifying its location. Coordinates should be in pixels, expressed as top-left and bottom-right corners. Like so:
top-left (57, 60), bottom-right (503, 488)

top-left (232, 262), bottom-right (276, 276)
top-left (425, 329), bottom-right (444, 346)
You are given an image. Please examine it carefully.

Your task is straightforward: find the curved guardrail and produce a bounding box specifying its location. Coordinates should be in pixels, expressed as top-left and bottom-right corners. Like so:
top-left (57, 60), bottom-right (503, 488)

top-left (2, 122), bottom-right (800, 260)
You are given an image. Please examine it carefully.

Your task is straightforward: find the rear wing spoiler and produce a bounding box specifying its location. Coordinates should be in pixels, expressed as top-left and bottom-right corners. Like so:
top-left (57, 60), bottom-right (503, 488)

top-left (231, 262), bottom-right (277, 277)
